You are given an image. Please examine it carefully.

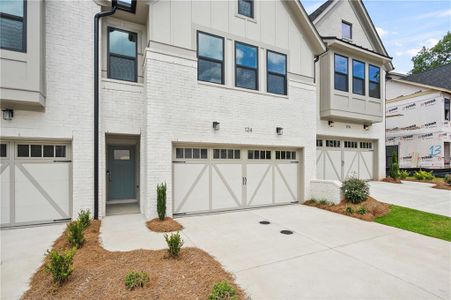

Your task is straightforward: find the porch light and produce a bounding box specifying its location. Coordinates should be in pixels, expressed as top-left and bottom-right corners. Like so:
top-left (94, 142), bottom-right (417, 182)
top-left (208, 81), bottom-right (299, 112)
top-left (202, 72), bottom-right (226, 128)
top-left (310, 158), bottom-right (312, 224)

top-left (276, 127), bottom-right (283, 135)
top-left (364, 124), bottom-right (370, 131)
top-left (328, 121), bottom-right (334, 127)
top-left (213, 121), bottom-right (220, 131)
top-left (2, 109), bottom-right (14, 121)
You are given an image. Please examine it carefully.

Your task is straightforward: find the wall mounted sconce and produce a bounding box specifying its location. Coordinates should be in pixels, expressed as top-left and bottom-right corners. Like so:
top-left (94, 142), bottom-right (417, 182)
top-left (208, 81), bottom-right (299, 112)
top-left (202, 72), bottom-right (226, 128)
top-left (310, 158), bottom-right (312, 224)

top-left (2, 109), bottom-right (14, 121)
top-left (328, 121), bottom-right (334, 127)
top-left (212, 121), bottom-right (220, 131)
top-left (363, 124), bottom-right (370, 131)
top-left (276, 127), bottom-right (284, 135)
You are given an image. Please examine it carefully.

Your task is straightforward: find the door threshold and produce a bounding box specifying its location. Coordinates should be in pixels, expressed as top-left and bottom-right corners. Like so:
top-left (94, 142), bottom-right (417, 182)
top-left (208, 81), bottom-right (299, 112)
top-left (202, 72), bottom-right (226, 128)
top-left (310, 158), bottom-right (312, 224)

top-left (107, 199), bottom-right (138, 205)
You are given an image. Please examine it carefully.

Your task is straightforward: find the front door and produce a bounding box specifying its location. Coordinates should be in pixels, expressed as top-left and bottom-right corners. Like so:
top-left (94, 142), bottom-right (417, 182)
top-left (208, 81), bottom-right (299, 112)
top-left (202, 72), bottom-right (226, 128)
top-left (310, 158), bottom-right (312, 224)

top-left (107, 145), bottom-right (135, 201)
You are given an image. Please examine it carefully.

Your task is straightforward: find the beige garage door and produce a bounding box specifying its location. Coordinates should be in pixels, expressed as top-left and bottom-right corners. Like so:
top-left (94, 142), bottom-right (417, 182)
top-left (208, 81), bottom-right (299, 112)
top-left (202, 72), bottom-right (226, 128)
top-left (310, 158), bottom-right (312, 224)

top-left (1, 141), bottom-right (72, 227)
top-left (173, 146), bottom-right (300, 215)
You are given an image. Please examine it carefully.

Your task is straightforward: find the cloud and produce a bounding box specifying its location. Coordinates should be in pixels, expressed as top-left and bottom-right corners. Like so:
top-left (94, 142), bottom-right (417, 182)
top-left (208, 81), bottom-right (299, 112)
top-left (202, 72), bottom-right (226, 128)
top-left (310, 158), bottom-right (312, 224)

top-left (424, 38), bottom-right (439, 48)
top-left (376, 27), bottom-right (388, 37)
top-left (415, 9), bottom-right (451, 20)
top-left (395, 48), bottom-right (421, 57)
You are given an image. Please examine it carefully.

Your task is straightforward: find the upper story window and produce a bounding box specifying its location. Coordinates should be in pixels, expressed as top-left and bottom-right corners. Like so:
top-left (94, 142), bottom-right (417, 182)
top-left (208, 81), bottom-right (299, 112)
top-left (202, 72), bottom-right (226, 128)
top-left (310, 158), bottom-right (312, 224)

top-left (108, 27), bottom-right (137, 82)
top-left (352, 60), bottom-right (365, 95)
top-left (334, 54), bottom-right (348, 92)
top-left (197, 31), bottom-right (224, 85)
top-left (238, 0), bottom-right (253, 18)
top-left (369, 65), bottom-right (380, 99)
top-left (341, 21), bottom-right (352, 40)
top-left (0, 0), bottom-right (26, 52)
top-left (445, 98), bottom-right (450, 121)
top-left (112, 0), bottom-right (136, 13)
top-left (235, 41), bottom-right (258, 90)
top-left (267, 50), bottom-right (287, 95)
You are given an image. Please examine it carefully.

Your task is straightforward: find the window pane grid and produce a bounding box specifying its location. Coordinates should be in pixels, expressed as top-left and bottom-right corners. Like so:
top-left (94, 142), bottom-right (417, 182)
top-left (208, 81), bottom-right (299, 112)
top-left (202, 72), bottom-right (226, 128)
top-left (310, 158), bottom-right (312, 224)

top-left (175, 148), bottom-right (208, 159)
top-left (197, 31), bottom-right (224, 84)
top-left (267, 50), bottom-right (287, 95)
top-left (0, 0), bottom-right (25, 52)
top-left (235, 42), bottom-right (258, 90)
top-left (108, 27), bottom-right (137, 82)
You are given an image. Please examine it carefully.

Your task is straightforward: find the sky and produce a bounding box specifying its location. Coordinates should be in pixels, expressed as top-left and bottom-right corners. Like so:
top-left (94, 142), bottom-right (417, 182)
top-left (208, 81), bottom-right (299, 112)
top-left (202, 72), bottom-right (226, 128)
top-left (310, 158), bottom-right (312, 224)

top-left (301, 0), bottom-right (451, 74)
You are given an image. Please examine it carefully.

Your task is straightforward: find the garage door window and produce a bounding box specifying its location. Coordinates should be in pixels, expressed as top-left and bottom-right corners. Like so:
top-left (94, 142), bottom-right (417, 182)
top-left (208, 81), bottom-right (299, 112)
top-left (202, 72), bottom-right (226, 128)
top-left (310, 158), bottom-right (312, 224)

top-left (1, 143), bottom-right (7, 157)
top-left (326, 140), bottom-right (340, 148)
top-left (176, 147), bottom-right (208, 159)
top-left (276, 150), bottom-right (296, 160)
top-left (16, 144), bottom-right (67, 159)
top-left (360, 142), bottom-right (372, 149)
top-left (316, 140), bottom-right (323, 147)
top-left (344, 141), bottom-right (357, 148)
top-left (31, 145), bottom-right (42, 157)
top-left (248, 150), bottom-right (271, 160)
top-left (213, 149), bottom-right (240, 159)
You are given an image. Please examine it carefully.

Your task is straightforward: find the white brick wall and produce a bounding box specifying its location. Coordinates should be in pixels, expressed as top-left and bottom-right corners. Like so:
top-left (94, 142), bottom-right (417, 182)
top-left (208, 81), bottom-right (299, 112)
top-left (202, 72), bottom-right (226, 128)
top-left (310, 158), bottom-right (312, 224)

top-left (310, 180), bottom-right (342, 204)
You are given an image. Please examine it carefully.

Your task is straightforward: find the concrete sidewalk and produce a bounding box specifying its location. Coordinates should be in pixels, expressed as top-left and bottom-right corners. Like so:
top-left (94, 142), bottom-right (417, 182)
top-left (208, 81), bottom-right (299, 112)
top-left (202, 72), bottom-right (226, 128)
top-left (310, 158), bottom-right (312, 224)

top-left (369, 180), bottom-right (451, 217)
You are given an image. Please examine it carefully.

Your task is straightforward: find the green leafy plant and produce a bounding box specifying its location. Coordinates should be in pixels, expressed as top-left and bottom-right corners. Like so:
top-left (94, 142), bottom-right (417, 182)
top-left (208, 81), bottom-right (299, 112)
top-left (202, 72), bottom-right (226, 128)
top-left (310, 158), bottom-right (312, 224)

top-left (77, 209), bottom-right (91, 231)
top-left (399, 170), bottom-right (410, 180)
top-left (357, 207), bottom-right (367, 215)
top-left (45, 247), bottom-right (76, 285)
top-left (66, 221), bottom-right (85, 249)
top-left (389, 154), bottom-right (400, 179)
top-left (208, 281), bottom-right (238, 300)
top-left (413, 170), bottom-right (434, 181)
top-left (164, 232), bottom-right (184, 258)
top-left (341, 177), bottom-right (369, 204)
top-left (445, 174), bottom-right (451, 185)
top-left (157, 182), bottom-right (167, 221)
top-left (124, 271), bottom-right (149, 290)
top-left (319, 199), bottom-right (331, 206)
top-left (345, 206), bottom-right (354, 214)
top-left (411, 32), bottom-right (450, 74)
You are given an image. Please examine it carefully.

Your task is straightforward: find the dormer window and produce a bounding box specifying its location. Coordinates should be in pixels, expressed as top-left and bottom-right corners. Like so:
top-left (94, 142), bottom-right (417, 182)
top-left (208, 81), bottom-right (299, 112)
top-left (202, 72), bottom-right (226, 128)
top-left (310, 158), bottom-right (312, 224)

top-left (238, 0), bottom-right (254, 18)
top-left (341, 21), bottom-right (352, 40)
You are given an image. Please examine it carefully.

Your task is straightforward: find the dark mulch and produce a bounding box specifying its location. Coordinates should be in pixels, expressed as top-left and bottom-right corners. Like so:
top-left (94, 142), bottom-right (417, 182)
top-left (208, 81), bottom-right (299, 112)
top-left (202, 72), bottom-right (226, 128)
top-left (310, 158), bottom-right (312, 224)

top-left (22, 221), bottom-right (244, 300)
top-left (382, 177), bottom-right (402, 184)
top-left (304, 197), bottom-right (390, 221)
top-left (146, 217), bottom-right (184, 233)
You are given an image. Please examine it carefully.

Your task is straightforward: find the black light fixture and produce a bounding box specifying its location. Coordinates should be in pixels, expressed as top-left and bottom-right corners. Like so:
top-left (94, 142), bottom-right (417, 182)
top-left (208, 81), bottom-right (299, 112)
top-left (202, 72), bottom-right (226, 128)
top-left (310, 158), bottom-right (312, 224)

top-left (328, 120), bottom-right (334, 127)
top-left (276, 127), bottom-right (283, 135)
top-left (2, 109), bottom-right (14, 120)
top-left (213, 121), bottom-right (220, 131)
top-left (112, 0), bottom-right (137, 13)
top-left (363, 124), bottom-right (370, 131)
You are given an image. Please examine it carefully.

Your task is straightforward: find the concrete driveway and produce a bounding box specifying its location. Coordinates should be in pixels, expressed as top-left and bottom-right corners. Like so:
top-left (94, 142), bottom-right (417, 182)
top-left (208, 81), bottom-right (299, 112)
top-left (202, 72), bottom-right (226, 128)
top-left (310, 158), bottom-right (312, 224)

top-left (369, 180), bottom-right (451, 217)
top-left (1, 223), bottom-right (66, 300)
top-left (178, 205), bottom-right (450, 299)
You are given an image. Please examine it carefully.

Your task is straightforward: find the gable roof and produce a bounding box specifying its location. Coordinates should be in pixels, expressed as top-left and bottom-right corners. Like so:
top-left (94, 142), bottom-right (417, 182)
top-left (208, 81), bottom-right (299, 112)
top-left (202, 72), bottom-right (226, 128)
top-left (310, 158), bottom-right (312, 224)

top-left (308, 0), bottom-right (333, 21)
top-left (402, 64), bottom-right (451, 91)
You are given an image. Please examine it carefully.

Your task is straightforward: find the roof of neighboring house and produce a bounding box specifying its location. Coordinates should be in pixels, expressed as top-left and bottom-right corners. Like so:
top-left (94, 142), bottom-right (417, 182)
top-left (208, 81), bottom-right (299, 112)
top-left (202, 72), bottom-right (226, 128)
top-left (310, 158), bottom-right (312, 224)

top-left (402, 64), bottom-right (451, 91)
top-left (309, 0), bottom-right (334, 21)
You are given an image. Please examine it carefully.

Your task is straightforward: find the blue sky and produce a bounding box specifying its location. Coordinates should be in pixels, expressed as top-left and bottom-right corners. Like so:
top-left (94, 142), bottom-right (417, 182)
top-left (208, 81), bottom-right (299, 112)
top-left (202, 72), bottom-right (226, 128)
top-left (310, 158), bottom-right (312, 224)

top-left (301, 0), bottom-right (451, 74)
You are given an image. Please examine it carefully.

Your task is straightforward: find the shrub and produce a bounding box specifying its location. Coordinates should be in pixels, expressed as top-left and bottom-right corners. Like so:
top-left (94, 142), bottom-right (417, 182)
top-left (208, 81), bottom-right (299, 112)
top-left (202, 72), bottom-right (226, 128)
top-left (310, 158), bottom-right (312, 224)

top-left (77, 209), bottom-right (91, 230)
top-left (399, 170), bottom-right (410, 180)
top-left (345, 206), bottom-right (354, 214)
top-left (319, 199), bottom-right (331, 206)
top-left (445, 174), bottom-right (451, 185)
top-left (414, 170), bottom-right (434, 181)
top-left (164, 232), bottom-right (184, 258)
top-left (208, 281), bottom-right (238, 300)
top-left (389, 154), bottom-right (400, 179)
top-left (45, 247), bottom-right (76, 285)
top-left (124, 271), bottom-right (149, 290)
top-left (66, 221), bottom-right (85, 249)
top-left (157, 182), bottom-right (167, 221)
top-left (341, 177), bottom-right (369, 204)
top-left (357, 207), bottom-right (367, 215)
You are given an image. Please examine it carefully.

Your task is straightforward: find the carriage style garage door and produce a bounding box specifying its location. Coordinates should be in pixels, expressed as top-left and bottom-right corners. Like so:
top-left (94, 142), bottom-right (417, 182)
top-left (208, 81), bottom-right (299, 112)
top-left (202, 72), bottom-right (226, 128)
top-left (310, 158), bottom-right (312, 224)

top-left (173, 146), bottom-right (300, 215)
top-left (316, 138), bottom-right (374, 181)
top-left (1, 141), bottom-right (71, 227)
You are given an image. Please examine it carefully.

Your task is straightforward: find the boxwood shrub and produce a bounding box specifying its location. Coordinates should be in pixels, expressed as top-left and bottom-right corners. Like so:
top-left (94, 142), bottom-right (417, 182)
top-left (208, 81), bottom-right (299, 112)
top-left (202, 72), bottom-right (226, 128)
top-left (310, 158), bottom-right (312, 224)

top-left (341, 177), bottom-right (369, 204)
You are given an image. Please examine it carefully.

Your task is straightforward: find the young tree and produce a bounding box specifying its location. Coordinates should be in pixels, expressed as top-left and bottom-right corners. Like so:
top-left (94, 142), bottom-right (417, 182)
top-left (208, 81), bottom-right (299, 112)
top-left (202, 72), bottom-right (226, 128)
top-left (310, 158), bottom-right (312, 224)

top-left (411, 32), bottom-right (451, 74)
top-left (389, 153), bottom-right (400, 179)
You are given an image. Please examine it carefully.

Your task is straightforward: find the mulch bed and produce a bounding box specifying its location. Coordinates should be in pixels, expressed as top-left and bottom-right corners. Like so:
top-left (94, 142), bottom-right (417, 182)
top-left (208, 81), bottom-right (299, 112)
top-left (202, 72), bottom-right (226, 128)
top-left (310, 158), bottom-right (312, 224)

top-left (146, 217), bottom-right (184, 232)
top-left (22, 221), bottom-right (244, 300)
top-left (382, 177), bottom-right (402, 184)
top-left (304, 197), bottom-right (390, 221)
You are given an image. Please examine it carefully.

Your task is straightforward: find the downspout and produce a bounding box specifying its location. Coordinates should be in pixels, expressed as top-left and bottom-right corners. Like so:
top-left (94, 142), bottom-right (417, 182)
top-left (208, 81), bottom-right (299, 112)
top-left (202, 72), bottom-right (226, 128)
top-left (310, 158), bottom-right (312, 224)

top-left (94, 6), bottom-right (116, 219)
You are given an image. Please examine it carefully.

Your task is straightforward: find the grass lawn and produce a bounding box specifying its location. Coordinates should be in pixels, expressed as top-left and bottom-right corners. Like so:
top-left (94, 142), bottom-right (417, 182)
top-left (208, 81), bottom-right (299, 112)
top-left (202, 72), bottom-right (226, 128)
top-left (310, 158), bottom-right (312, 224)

top-left (375, 205), bottom-right (451, 242)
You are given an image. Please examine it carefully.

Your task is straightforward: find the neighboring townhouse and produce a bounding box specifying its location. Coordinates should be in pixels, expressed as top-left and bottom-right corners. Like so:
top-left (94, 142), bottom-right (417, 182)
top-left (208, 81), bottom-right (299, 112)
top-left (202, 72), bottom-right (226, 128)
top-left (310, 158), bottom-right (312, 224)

top-left (310, 0), bottom-right (392, 185)
top-left (0, 0), bottom-right (391, 227)
top-left (386, 64), bottom-right (451, 171)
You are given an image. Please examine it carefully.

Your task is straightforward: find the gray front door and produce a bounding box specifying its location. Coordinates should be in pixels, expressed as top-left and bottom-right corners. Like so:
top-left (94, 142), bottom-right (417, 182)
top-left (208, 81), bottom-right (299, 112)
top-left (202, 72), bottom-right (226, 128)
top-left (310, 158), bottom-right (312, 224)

top-left (107, 145), bottom-right (136, 200)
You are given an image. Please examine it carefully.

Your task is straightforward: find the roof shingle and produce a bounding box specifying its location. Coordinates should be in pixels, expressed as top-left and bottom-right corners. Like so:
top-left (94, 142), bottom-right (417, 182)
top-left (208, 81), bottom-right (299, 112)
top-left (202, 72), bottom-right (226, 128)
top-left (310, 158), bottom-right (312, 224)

top-left (402, 64), bottom-right (451, 91)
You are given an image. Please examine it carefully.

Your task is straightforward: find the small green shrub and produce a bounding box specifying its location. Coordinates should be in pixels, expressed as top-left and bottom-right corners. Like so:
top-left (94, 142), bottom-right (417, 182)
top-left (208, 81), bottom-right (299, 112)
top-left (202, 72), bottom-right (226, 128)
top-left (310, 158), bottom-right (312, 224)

top-left (66, 221), bottom-right (85, 249)
top-left (399, 170), bottom-right (410, 180)
top-left (341, 177), bottom-right (369, 204)
top-left (124, 271), bottom-right (149, 290)
top-left (45, 247), bottom-right (76, 285)
top-left (164, 232), bottom-right (184, 258)
top-left (445, 174), bottom-right (451, 185)
top-left (157, 182), bottom-right (167, 221)
top-left (414, 170), bottom-right (434, 181)
top-left (208, 281), bottom-right (238, 300)
top-left (77, 209), bottom-right (91, 230)
top-left (319, 199), bottom-right (331, 206)
top-left (389, 154), bottom-right (400, 179)
top-left (357, 207), bottom-right (367, 215)
top-left (345, 206), bottom-right (354, 214)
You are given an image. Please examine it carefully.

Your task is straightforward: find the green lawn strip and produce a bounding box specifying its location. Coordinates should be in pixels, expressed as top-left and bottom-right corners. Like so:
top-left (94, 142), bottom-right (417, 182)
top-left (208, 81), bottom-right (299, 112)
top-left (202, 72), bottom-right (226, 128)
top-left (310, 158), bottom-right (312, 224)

top-left (375, 205), bottom-right (451, 242)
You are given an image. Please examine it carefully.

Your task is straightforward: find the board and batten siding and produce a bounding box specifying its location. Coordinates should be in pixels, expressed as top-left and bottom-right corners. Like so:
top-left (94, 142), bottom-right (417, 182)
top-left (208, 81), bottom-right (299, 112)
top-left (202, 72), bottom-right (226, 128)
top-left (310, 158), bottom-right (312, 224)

top-left (149, 0), bottom-right (315, 78)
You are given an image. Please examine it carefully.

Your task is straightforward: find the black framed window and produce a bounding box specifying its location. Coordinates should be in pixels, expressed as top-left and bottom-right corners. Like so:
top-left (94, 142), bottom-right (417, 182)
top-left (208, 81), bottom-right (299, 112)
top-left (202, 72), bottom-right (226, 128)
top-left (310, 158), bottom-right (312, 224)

top-left (235, 41), bottom-right (258, 90)
top-left (197, 31), bottom-right (224, 84)
top-left (112, 0), bottom-right (136, 13)
top-left (0, 0), bottom-right (26, 52)
top-left (334, 54), bottom-right (348, 92)
top-left (341, 21), bottom-right (352, 40)
top-left (369, 64), bottom-right (380, 98)
top-left (0, 144), bottom-right (7, 157)
top-left (108, 27), bottom-right (137, 82)
top-left (445, 98), bottom-right (450, 121)
top-left (238, 0), bottom-right (253, 18)
top-left (267, 50), bottom-right (287, 95)
top-left (352, 60), bottom-right (365, 95)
